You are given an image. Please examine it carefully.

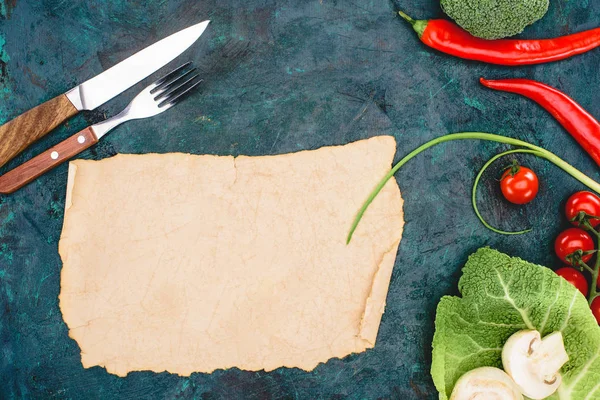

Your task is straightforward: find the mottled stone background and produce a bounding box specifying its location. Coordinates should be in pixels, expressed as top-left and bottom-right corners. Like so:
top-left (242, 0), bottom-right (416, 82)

top-left (1, 0), bottom-right (599, 398)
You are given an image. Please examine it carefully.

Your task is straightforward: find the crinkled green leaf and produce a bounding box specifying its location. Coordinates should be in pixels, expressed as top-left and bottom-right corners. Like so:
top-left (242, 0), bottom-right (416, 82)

top-left (431, 248), bottom-right (600, 400)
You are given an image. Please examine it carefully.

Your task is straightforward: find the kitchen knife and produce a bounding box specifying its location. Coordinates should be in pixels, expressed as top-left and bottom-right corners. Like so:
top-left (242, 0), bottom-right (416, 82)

top-left (0, 20), bottom-right (210, 169)
top-left (0, 63), bottom-right (202, 194)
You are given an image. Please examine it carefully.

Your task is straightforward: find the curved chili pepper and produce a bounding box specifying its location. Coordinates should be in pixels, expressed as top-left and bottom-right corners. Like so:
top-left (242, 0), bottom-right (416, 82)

top-left (398, 11), bottom-right (600, 66)
top-left (480, 78), bottom-right (600, 166)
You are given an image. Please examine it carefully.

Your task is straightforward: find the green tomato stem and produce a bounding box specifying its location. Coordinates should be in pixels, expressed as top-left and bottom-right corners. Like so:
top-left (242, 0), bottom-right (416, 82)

top-left (575, 220), bottom-right (600, 304)
top-left (346, 132), bottom-right (600, 244)
top-left (581, 218), bottom-right (598, 233)
top-left (590, 231), bottom-right (600, 305)
top-left (579, 260), bottom-right (596, 275)
top-left (472, 149), bottom-right (539, 235)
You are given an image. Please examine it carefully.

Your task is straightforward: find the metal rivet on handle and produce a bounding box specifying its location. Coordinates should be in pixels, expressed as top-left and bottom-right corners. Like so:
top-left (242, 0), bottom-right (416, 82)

top-left (51, 151), bottom-right (59, 160)
top-left (77, 135), bottom-right (86, 144)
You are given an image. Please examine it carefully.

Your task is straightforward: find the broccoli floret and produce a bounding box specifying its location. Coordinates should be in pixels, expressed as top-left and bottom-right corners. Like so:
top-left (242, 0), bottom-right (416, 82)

top-left (440, 0), bottom-right (549, 40)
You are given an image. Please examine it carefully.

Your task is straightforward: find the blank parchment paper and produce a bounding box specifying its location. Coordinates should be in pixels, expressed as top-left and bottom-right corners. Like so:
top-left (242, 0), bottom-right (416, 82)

top-left (58, 136), bottom-right (404, 377)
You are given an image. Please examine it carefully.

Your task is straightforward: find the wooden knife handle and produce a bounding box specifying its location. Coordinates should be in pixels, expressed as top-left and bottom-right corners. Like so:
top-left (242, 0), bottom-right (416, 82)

top-left (0, 94), bottom-right (78, 169)
top-left (0, 127), bottom-right (98, 194)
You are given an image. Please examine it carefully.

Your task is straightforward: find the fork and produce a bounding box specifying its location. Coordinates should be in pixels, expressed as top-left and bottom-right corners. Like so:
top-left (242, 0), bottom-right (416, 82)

top-left (0, 63), bottom-right (202, 194)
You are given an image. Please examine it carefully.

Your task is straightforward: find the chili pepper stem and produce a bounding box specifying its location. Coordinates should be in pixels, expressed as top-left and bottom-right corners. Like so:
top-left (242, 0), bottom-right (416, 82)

top-left (397, 11), bottom-right (414, 24)
top-left (397, 11), bottom-right (427, 38)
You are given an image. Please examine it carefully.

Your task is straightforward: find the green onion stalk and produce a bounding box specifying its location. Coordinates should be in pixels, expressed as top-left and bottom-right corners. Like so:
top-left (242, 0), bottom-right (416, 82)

top-left (346, 132), bottom-right (600, 244)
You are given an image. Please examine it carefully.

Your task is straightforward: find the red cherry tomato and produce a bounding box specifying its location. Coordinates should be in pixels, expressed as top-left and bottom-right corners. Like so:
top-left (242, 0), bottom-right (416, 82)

top-left (566, 191), bottom-right (600, 227)
top-left (591, 297), bottom-right (600, 324)
top-left (555, 267), bottom-right (589, 296)
top-left (555, 228), bottom-right (595, 265)
top-left (500, 166), bottom-right (539, 205)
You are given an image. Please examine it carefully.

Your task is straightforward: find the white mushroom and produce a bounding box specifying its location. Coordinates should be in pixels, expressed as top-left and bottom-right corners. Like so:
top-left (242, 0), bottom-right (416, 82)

top-left (502, 330), bottom-right (569, 399)
top-left (450, 367), bottom-right (524, 400)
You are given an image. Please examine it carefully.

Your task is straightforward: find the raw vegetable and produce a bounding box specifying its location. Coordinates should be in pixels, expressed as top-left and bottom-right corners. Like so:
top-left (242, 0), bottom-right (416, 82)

top-left (557, 199), bottom-right (600, 314)
top-left (592, 297), bottom-right (600, 324)
top-left (554, 228), bottom-right (594, 265)
top-left (431, 248), bottom-right (600, 400)
top-left (397, 11), bottom-right (600, 66)
top-left (561, 207), bottom-right (600, 310)
top-left (481, 78), bottom-right (600, 167)
top-left (449, 367), bottom-right (523, 400)
top-left (440, 0), bottom-right (548, 40)
top-left (501, 330), bottom-right (568, 399)
top-left (555, 267), bottom-right (589, 296)
top-left (346, 133), bottom-right (600, 244)
top-left (472, 149), bottom-right (536, 235)
top-left (566, 191), bottom-right (600, 228)
top-left (500, 161), bottom-right (539, 205)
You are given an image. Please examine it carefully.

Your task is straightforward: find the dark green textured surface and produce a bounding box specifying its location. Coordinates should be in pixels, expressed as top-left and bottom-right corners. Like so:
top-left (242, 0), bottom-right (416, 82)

top-left (1, 0), bottom-right (599, 398)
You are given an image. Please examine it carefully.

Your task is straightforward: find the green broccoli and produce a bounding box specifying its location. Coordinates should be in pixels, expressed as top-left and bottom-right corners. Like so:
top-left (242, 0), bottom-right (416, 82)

top-left (440, 0), bottom-right (549, 40)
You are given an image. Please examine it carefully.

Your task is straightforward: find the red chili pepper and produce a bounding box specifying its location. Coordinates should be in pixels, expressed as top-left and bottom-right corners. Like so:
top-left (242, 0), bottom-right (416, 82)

top-left (480, 78), bottom-right (600, 166)
top-left (398, 11), bottom-right (600, 66)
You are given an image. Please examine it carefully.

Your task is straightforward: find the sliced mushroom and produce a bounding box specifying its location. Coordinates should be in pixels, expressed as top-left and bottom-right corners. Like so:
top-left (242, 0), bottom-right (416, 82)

top-left (502, 330), bottom-right (569, 399)
top-left (450, 367), bottom-right (524, 400)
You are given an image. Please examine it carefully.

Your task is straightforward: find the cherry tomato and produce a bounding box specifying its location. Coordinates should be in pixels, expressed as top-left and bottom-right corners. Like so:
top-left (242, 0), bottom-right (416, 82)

top-left (591, 297), bottom-right (600, 324)
top-left (555, 267), bottom-right (589, 296)
top-left (500, 166), bottom-right (539, 205)
top-left (555, 228), bottom-right (595, 265)
top-left (566, 191), bottom-right (600, 228)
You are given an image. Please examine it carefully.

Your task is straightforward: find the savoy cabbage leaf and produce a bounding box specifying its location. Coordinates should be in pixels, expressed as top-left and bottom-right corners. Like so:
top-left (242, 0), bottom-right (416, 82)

top-left (431, 247), bottom-right (600, 400)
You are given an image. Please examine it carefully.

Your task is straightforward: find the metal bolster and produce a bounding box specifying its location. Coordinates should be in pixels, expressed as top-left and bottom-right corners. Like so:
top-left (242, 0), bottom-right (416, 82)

top-left (65, 86), bottom-right (85, 111)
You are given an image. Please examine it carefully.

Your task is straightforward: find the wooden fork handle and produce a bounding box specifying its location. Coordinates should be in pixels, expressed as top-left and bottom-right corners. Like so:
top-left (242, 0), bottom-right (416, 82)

top-left (0, 94), bottom-right (78, 169)
top-left (0, 127), bottom-right (98, 194)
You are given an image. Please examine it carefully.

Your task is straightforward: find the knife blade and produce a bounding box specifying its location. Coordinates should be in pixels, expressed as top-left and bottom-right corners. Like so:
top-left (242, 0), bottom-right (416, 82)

top-left (0, 20), bottom-right (209, 170)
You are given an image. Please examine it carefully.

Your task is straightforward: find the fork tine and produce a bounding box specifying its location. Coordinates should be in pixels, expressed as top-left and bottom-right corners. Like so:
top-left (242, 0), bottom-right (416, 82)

top-left (158, 76), bottom-right (203, 107)
top-left (150, 62), bottom-right (192, 94)
top-left (159, 73), bottom-right (201, 100)
top-left (154, 69), bottom-right (197, 100)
